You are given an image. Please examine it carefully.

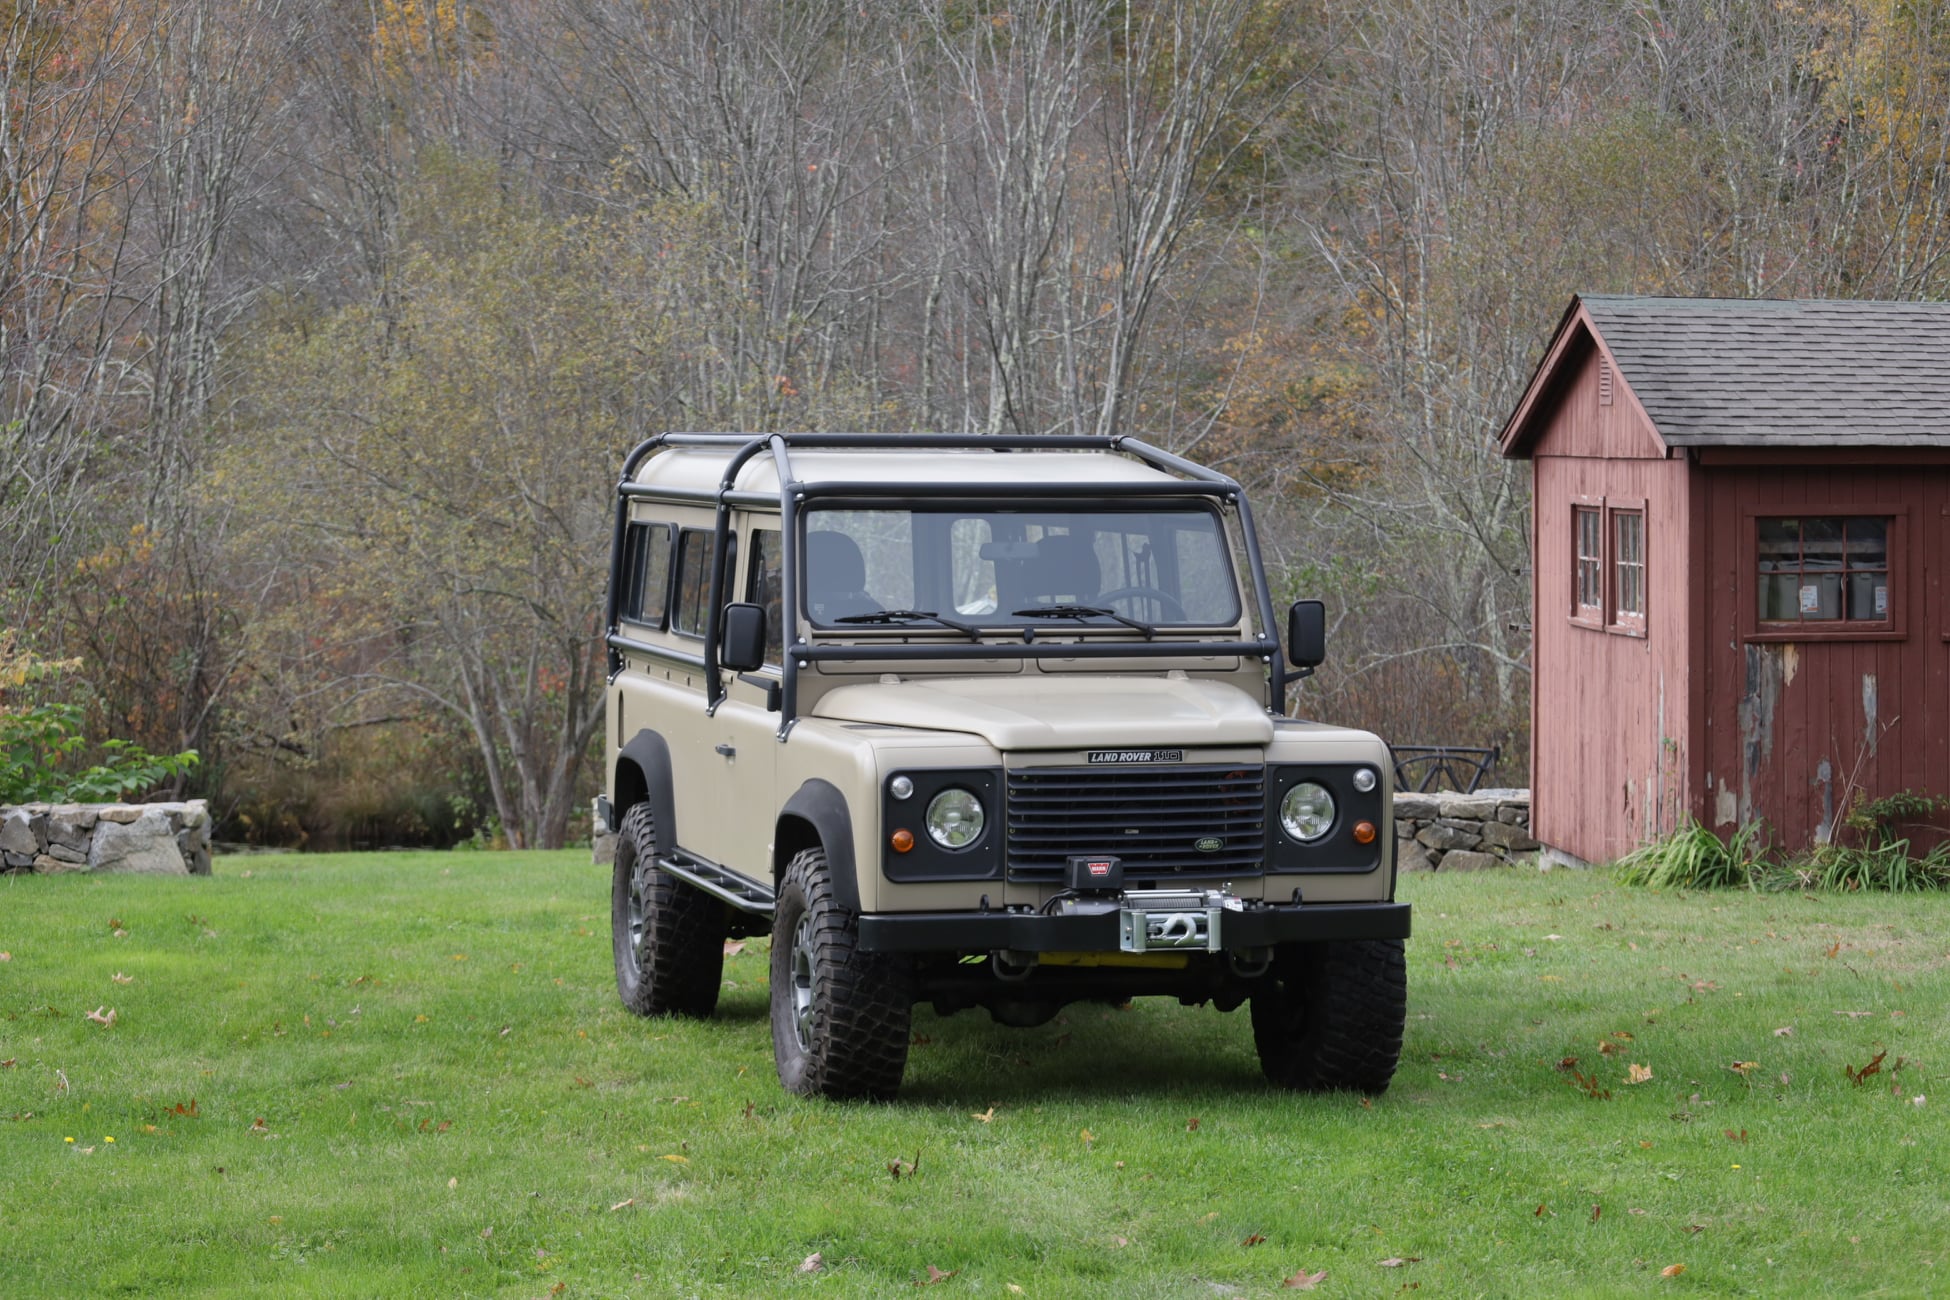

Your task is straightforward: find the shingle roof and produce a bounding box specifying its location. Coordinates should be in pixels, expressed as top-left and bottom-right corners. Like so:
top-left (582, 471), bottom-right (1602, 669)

top-left (1581, 294), bottom-right (1950, 447)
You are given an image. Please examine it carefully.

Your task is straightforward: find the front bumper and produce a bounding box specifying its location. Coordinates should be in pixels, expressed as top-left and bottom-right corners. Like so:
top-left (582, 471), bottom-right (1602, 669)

top-left (855, 900), bottom-right (1410, 954)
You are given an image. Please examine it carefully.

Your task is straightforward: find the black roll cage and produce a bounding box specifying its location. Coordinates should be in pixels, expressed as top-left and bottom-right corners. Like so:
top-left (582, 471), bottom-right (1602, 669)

top-left (603, 433), bottom-right (1289, 738)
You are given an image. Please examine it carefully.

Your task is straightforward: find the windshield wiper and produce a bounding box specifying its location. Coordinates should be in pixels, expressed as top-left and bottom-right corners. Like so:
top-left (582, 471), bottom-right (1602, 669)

top-left (1011, 604), bottom-right (1156, 640)
top-left (833, 608), bottom-right (981, 639)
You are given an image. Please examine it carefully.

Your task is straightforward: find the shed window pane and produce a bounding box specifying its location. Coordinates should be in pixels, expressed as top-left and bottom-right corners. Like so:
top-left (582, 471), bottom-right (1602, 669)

top-left (1573, 507), bottom-right (1602, 614)
top-left (1756, 516), bottom-right (1890, 624)
top-left (1613, 511), bottom-right (1644, 621)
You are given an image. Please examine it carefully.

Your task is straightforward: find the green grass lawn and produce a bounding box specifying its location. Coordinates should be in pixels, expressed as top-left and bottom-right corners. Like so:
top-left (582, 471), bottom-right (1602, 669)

top-left (2, 853), bottom-right (1945, 1298)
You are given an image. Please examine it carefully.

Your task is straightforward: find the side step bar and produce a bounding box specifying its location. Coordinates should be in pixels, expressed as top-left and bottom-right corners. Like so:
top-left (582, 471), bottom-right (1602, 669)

top-left (656, 853), bottom-right (776, 916)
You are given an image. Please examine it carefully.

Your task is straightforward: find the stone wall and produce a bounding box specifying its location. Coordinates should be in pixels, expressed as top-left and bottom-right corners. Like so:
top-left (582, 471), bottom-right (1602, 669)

top-left (0, 800), bottom-right (213, 876)
top-left (1393, 788), bottom-right (1535, 872)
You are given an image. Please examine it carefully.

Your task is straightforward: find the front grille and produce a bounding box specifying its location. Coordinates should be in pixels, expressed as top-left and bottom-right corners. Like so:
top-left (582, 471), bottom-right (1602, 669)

top-left (1005, 764), bottom-right (1266, 882)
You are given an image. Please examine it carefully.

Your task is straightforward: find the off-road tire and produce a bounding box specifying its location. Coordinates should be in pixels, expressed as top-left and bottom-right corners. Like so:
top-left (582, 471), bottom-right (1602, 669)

top-left (1250, 938), bottom-right (1406, 1094)
top-left (770, 846), bottom-right (911, 1100)
top-left (611, 802), bottom-right (725, 1017)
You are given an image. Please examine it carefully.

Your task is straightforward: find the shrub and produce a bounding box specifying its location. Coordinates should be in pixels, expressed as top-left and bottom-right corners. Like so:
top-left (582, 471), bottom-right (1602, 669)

top-left (0, 701), bottom-right (200, 804)
top-left (1755, 792), bottom-right (1950, 894)
top-left (1615, 818), bottom-right (1772, 890)
top-left (1619, 793), bottom-right (1950, 894)
top-left (1, 639), bottom-right (197, 803)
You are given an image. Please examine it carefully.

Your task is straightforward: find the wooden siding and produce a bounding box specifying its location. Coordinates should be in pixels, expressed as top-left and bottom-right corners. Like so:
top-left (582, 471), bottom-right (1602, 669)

top-left (1698, 465), bottom-right (1950, 851)
top-left (1528, 347), bottom-right (1697, 864)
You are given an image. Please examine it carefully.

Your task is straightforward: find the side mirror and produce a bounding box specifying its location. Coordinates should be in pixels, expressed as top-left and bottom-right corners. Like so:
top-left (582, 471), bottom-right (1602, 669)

top-left (1286, 599), bottom-right (1326, 675)
top-left (721, 602), bottom-right (768, 673)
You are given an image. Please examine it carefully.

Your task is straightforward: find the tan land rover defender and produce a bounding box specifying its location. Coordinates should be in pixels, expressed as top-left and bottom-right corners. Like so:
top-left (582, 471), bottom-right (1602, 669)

top-left (599, 434), bottom-right (1409, 1100)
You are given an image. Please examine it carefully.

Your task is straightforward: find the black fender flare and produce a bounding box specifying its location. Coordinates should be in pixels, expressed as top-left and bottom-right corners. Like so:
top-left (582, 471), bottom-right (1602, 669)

top-left (613, 729), bottom-right (677, 859)
top-left (778, 778), bottom-right (861, 913)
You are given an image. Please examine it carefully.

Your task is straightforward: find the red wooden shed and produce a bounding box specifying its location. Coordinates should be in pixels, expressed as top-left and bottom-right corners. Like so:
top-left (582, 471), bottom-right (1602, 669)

top-left (1499, 294), bottom-right (1950, 865)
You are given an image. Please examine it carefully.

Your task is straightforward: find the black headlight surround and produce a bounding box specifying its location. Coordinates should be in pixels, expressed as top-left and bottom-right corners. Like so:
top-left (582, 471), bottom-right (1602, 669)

top-left (881, 768), bottom-right (1001, 883)
top-left (1267, 764), bottom-right (1387, 873)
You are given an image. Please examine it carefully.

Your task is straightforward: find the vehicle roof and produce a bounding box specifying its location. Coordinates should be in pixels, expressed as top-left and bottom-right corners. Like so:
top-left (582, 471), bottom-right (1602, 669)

top-left (631, 444), bottom-right (1192, 497)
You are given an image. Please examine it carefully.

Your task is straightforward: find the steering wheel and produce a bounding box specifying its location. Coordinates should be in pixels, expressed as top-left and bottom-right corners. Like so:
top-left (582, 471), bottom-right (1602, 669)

top-left (1093, 586), bottom-right (1187, 621)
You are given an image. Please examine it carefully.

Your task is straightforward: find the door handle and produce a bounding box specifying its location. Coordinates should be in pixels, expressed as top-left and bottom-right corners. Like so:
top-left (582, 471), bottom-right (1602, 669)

top-left (715, 743), bottom-right (736, 759)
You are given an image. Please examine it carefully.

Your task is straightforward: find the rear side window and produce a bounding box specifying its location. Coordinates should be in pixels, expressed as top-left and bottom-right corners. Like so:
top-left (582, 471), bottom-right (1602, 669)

top-left (618, 522), bottom-right (673, 629)
top-left (673, 528), bottom-right (737, 638)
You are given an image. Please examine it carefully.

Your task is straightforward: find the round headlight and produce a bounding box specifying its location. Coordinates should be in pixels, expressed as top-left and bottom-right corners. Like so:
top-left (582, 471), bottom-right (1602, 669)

top-left (1280, 781), bottom-right (1336, 842)
top-left (925, 787), bottom-right (985, 849)
top-left (1352, 766), bottom-right (1377, 793)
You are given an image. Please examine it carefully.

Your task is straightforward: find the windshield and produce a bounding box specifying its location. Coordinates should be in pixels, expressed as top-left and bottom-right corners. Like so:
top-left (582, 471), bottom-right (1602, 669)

top-left (803, 505), bottom-right (1242, 629)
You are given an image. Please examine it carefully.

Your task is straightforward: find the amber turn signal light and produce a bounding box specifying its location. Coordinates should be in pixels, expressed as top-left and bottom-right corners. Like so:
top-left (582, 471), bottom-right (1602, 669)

top-left (1352, 820), bottom-right (1377, 845)
top-left (890, 828), bottom-right (915, 853)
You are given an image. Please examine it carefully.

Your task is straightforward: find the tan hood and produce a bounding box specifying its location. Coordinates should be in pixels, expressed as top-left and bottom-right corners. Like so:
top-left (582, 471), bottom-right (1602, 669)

top-left (811, 674), bottom-right (1275, 750)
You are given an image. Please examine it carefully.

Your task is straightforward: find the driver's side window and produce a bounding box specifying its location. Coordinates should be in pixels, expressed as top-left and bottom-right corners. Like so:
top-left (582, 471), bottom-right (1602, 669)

top-left (748, 528), bottom-right (784, 666)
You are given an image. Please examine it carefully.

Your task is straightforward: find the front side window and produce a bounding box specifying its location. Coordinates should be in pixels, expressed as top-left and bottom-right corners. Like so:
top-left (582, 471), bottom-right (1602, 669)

top-left (802, 505), bottom-right (1243, 628)
top-left (749, 528), bottom-right (784, 665)
top-left (1757, 516), bottom-right (1888, 623)
top-left (1573, 506), bottom-right (1602, 617)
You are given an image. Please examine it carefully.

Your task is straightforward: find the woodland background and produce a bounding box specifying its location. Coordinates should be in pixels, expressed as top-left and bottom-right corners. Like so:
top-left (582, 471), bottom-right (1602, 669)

top-left (4, 0), bottom-right (1948, 849)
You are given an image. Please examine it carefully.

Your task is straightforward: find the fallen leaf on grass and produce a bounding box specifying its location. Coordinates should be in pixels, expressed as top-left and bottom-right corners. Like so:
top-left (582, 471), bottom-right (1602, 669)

top-left (1591, 1204), bottom-right (1602, 1223)
top-left (1724, 1129), bottom-right (1749, 1143)
top-left (1625, 1063), bottom-right (1654, 1085)
top-left (85, 1006), bottom-right (116, 1027)
top-left (448, 1177), bottom-right (458, 1189)
top-left (971, 1107), bottom-right (995, 1123)
top-left (1379, 1257), bottom-right (1420, 1267)
top-left (1836, 1010), bottom-right (1872, 1019)
top-left (1598, 1040), bottom-right (1617, 1056)
top-left (1006, 1286), bottom-right (1024, 1295)
top-left (1568, 1068), bottom-right (1612, 1101)
top-left (0, 951), bottom-right (10, 961)
top-left (1111, 1236), bottom-right (1129, 1248)
top-left (660, 1153), bottom-right (688, 1164)
top-left (1556, 1056), bottom-right (1579, 1072)
top-left (1243, 1233), bottom-right (1267, 1247)
top-left (168, 1099), bottom-right (199, 1117)
top-left (609, 1198), bottom-right (635, 1212)
top-left (797, 1252), bottom-right (823, 1274)
top-left (923, 1263), bottom-right (959, 1284)
top-left (1201, 1212), bottom-right (1221, 1224)
top-left (1727, 1061), bottom-right (1759, 1076)
top-left (1826, 942), bottom-right (1841, 959)
top-left (1846, 1050), bottom-right (1888, 1085)
top-left (1283, 1270), bottom-right (1327, 1290)
top-left (722, 940), bottom-right (745, 958)
top-left (112, 973), bottom-right (132, 984)
top-left (1662, 1263), bottom-right (1686, 1277)
top-left (888, 1150), bottom-right (919, 1180)
top-left (1185, 1117), bottom-right (1201, 1132)
top-left (1536, 1204), bottom-right (1550, 1217)
top-left (1773, 1026), bottom-right (1793, 1037)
